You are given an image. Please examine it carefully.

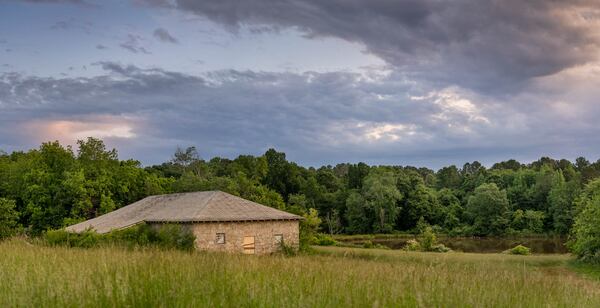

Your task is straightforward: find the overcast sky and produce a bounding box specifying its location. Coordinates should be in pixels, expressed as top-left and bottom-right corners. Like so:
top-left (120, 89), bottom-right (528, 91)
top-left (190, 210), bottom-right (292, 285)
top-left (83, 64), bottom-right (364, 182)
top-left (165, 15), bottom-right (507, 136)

top-left (1, 0), bottom-right (599, 169)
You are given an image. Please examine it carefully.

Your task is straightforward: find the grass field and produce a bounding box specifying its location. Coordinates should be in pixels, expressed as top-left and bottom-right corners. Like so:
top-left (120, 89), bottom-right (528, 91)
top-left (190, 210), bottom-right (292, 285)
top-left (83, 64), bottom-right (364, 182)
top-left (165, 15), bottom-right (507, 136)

top-left (1, 239), bottom-right (599, 307)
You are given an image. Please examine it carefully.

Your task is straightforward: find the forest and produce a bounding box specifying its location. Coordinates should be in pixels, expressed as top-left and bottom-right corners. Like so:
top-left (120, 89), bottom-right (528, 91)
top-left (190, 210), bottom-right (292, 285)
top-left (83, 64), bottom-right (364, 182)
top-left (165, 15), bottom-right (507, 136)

top-left (1, 137), bottom-right (599, 241)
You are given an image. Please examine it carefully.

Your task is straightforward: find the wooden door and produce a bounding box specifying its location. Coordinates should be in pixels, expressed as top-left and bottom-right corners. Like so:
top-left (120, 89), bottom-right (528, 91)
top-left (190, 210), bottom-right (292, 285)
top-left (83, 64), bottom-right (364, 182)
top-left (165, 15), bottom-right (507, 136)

top-left (243, 236), bottom-right (255, 254)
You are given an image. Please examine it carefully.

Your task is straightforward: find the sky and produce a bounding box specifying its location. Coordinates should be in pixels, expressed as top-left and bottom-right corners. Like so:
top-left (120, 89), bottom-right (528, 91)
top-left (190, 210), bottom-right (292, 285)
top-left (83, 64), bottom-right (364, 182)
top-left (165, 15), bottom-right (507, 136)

top-left (0, 0), bottom-right (599, 169)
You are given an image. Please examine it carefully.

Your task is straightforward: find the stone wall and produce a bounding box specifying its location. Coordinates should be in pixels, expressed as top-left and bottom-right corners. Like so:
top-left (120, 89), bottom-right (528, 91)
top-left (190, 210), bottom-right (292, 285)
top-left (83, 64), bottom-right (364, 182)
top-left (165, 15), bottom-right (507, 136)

top-left (151, 220), bottom-right (299, 254)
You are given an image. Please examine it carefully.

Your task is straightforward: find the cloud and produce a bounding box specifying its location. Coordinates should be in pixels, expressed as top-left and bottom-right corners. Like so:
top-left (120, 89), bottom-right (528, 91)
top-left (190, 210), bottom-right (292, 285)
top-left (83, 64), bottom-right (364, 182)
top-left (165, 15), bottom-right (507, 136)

top-left (17, 0), bottom-right (86, 3)
top-left (96, 44), bottom-right (108, 50)
top-left (23, 116), bottom-right (138, 145)
top-left (144, 0), bottom-right (600, 94)
top-left (3, 62), bottom-right (600, 167)
top-left (49, 18), bottom-right (94, 35)
top-left (153, 28), bottom-right (178, 44)
top-left (119, 34), bottom-right (151, 54)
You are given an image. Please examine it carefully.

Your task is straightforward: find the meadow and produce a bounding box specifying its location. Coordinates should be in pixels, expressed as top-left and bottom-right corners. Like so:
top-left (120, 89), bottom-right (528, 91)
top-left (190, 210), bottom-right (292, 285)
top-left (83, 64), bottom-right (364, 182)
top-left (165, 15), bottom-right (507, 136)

top-left (1, 239), bottom-right (599, 307)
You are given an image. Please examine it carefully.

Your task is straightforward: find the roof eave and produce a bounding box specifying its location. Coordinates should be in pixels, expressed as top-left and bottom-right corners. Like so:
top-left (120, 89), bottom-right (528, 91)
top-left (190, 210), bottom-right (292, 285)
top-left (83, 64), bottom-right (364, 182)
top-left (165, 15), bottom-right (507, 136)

top-left (144, 217), bottom-right (303, 224)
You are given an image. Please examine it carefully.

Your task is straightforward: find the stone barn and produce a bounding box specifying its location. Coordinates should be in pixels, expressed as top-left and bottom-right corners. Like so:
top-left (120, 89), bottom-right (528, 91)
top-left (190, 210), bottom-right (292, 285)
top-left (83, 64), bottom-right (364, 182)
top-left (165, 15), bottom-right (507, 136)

top-left (66, 191), bottom-right (302, 254)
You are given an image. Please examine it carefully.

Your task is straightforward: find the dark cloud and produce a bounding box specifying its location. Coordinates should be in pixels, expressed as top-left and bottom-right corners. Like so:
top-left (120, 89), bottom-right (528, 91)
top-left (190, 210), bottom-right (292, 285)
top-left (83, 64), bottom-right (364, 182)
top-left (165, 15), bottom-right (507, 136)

top-left (17, 0), bottom-right (86, 3)
top-left (49, 20), bottom-right (71, 30)
top-left (2, 63), bottom-right (599, 167)
top-left (153, 28), bottom-right (178, 44)
top-left (119, 34), bottom-right (151, 54)
top-left (146, 0), bottom-right (600, 94)
top-left (12, 0), bottom-right (95, 6)
top-left (49, 19), bottom-right (93, 34)
top-left (96, 44), bottom-right (107, 50)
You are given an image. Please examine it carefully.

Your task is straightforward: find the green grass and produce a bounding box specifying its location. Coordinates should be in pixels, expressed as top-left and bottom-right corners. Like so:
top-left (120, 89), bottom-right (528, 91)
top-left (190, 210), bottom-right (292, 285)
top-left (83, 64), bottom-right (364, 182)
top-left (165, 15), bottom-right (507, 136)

top-left (569, 260), bottom-right (600, 282)
top-left (1, 239), bottom-right (599, 307)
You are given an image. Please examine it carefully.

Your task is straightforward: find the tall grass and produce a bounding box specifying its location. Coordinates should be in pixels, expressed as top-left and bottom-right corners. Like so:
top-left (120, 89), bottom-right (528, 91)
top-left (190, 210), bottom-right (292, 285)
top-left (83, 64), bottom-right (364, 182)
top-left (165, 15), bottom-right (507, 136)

top-left (0, 239), bottom-right (599, 307)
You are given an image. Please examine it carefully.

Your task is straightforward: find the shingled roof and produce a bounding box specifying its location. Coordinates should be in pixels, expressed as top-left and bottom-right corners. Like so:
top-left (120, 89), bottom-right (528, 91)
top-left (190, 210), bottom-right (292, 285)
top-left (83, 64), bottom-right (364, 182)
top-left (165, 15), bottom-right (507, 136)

top-left (65, 191), bottom-right (302, 234)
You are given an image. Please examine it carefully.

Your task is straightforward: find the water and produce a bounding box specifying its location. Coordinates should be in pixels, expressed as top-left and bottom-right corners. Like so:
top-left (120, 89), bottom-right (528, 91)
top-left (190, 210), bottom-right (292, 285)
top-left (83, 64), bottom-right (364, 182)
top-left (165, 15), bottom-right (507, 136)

top-left (341, 237), bottom-right (569, 254)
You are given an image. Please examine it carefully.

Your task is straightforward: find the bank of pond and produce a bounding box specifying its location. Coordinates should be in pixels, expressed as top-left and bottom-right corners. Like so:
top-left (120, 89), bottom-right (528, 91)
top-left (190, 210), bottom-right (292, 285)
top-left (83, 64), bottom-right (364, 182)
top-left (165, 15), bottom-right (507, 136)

top-left (334, 235), bottom-right (568, 254)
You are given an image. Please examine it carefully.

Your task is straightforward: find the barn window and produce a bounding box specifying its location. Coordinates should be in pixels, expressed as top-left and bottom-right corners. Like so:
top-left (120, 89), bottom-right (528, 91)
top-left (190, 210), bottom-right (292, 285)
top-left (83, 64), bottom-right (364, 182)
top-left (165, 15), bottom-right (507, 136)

top-left (216, 233), bottom-right (226, 244)
top-left (274, 234), bottom-right (283, 245)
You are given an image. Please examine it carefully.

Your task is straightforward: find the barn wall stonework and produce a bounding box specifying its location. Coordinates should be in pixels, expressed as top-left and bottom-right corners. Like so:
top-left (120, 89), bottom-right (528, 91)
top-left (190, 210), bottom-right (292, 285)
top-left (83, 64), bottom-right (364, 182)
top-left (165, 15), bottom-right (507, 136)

top-left (151, 220), bottom-right (299, 254)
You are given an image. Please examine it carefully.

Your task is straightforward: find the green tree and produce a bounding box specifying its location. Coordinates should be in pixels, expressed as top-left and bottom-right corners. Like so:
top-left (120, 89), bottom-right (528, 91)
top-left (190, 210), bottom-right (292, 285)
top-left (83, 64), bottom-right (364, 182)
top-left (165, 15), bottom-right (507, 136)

top-left (362, 169), bottom-right (402, 233)
top-left (262, 149), bottom-right (299, 200)
top-left (302, 208), bottom-right (321, 250)
top-left (0, 198), bottom-right (19, 239)
top-left (511, 209), bottom-right (545, 234)
top-left (547, 171), bottom-right (576, 234)
top-left (466, 183), bottom-right (510, 235)
top-left (344, 191), bottom-right (370, 234)
top-left (569, 178), bottom-right (600, 263)
top-left (347, 162), bottom-right (370, 189)
top-left (172, 146), bottom-right (200, 172)
top-left (437, 188), bottom-right (462, 230)
top-left (436, 165), bottom-right (462, 190)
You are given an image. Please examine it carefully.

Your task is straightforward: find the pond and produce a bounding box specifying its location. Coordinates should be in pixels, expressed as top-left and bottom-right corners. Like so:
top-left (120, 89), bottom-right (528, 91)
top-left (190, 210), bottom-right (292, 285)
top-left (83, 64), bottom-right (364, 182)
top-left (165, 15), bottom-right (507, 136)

top-left (339, 236), bottom-right (569, 254)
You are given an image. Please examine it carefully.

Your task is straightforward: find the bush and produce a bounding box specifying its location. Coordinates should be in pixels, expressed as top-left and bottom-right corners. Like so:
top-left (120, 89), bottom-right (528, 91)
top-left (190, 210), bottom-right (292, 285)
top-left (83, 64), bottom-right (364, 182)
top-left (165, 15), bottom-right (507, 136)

top-left (45, 229), bottom-right (101, 248)
top-left (279, 242), bottom-right (298, 256)
top-left (430, 244), bottom-right (452, 253)
top-left (313, 234), bottom-right (337, 246)
top-left (44, 223), bottom-right (196, 251)
top-left (403, 239), bottom-right (421, 251)
top-left (360, 240), bottom-right (389, 250)
top-left (420, 227), bottom-right (436, 251)
top-left (45, 229), bottom-right (73, 246)
top-left (153, 224), bottom-right (196, 251)
top-left (297, 208), bottom-right (322, 252)
top-left (504, 245), bottom-right (531, 255)
top-left (403, 227), bottom-right (451, 253)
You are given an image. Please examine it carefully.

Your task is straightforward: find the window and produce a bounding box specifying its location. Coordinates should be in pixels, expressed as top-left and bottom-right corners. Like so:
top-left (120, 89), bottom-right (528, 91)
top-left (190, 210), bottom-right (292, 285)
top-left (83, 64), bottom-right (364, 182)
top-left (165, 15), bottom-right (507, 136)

top-left (274, 234), bottom-right (283, 245)
top-left (216, 233), bottom-right (226, 244)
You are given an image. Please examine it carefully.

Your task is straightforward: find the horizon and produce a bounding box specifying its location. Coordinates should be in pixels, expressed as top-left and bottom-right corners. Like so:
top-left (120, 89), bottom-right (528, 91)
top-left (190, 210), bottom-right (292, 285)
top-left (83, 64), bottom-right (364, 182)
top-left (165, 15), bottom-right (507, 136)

top-left (2, 1), bottom-right (600, 169)
top-left (2, 137), bottom-right (595, 171)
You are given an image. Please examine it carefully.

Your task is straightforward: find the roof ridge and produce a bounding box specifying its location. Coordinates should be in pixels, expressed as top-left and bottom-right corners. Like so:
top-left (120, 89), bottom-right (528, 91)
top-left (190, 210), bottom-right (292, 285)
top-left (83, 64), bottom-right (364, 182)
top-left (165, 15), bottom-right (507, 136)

top-left (221, 192), bottom-right (303, 217)
top-left (192, 190), bottom-right (220, 218)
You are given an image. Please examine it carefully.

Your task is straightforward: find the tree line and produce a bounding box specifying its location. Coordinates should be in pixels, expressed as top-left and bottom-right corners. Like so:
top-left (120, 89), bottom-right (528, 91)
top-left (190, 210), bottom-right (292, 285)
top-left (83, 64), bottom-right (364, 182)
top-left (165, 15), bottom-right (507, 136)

top-left (1, 137), bottom-right (600, 239)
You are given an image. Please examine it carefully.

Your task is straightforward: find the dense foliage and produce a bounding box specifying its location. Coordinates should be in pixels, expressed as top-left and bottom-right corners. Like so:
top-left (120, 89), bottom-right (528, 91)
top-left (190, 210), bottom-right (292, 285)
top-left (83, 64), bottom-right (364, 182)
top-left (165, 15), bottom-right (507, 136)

top-left (569, 179), bottom-right (600, 263)
top-left (0, 198), bottom-right (19, 239)
top-left (45, 223), bottom-right (196, 251)
top-left (1, 138), bottom-right (600, 241)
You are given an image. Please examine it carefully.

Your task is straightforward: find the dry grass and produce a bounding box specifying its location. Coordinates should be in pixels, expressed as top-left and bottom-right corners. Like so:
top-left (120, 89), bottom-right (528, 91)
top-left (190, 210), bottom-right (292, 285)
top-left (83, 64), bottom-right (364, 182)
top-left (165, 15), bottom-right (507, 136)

top-left (0, 239), bottom-right (599, 307)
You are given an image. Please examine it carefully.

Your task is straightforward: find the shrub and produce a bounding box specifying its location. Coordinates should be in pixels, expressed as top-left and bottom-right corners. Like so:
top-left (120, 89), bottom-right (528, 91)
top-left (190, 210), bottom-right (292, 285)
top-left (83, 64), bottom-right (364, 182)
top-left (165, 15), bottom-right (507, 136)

top-left (420, 226), bottom-right (436, 251)
top-left (313, 234), bottom-right (337, 246)
top-left (44, 223), bottom-right (196, 251)
top-left (504, 245), bottom-right (531, 255)
top-left (360, 240), bottom-right (390, 250)
top-left (45, 229), bottom-right (73, 246)
top-left (403, 239), bottom-right (421, 251)
top-left (403, 228), bottom-right (451, 253)
top-left (279, 242), bottom-right (298, 256)
top-left (297, 208), bottom-right (322, 252)
top-left (45, 229), bottom-right (101, 248)
top-left (430, 244), bottom-right (451, 253)
top-left (153, 224), bottom-right (196, 251)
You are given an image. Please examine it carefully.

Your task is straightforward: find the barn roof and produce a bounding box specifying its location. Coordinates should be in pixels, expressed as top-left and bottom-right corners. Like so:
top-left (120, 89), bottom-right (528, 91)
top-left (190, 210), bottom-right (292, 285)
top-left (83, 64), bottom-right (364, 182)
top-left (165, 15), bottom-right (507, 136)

top-left (65, 191), bottom-right (302, 234)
